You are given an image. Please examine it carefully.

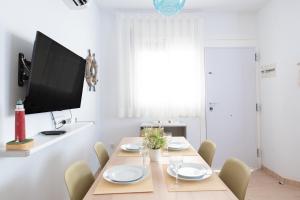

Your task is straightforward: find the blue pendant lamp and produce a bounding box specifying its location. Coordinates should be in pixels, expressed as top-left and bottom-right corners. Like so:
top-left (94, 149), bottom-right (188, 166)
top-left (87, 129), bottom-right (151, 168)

top-left (153, 0), bottom-right (186, 16)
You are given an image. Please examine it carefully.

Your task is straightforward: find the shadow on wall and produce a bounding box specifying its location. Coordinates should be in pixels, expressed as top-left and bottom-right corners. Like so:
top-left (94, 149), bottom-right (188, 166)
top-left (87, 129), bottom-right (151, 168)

top-left (3, 32), bottom-right (33, 117)
top-left (0, 32), bottom-right (33, 145)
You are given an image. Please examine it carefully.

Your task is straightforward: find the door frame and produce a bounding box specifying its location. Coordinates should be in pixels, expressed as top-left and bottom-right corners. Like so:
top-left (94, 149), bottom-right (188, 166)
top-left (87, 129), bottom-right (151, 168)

top-left (202, 46), bottom-right (262, 169)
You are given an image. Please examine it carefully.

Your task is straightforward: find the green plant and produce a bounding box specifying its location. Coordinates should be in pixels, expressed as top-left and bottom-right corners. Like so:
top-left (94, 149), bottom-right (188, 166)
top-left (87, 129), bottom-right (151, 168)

top-left (143, 128), bottom-right (166, 150)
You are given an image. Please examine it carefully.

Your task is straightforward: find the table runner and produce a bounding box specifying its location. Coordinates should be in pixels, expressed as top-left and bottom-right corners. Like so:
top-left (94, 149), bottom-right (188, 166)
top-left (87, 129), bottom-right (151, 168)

top-left (162, 147), bottom-right (199, 156)
top-left (93, 169), bottom-right (154, 195)
top-left (117, 147), bottom-right (198, 157)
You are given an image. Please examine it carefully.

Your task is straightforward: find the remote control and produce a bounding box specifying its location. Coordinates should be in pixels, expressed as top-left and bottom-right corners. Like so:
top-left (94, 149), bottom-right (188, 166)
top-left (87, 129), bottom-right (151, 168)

top-left (40, 130), bottom-right (66, 135)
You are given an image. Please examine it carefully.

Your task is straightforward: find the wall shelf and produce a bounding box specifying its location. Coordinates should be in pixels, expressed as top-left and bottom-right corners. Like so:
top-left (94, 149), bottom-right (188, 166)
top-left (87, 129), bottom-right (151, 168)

top-left (0, 122), bottom-right (94, 157)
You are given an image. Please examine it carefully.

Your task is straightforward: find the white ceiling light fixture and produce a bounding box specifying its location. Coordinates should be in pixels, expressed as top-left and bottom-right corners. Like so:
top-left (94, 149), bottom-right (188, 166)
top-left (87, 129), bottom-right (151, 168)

top-left (63, 0), bottom-right (91, 9)
top-left (153, 0), bottom-right (186, 16)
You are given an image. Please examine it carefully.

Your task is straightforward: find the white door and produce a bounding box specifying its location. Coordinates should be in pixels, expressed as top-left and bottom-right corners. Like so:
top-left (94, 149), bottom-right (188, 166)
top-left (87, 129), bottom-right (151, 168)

top-left (205, 47), bottom-right (257, 169)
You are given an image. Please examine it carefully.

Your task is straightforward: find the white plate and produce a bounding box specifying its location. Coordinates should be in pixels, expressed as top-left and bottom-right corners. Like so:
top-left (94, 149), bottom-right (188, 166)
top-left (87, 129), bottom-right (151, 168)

top-left (120, 143), bottom-right (141, 152)
top-left (178, 166), bottom-right (207, 178)
top-left (167, 163), bottom-right (212, 181)
top-left (107, 165), bottom-right (143, 182)
top-left (168, 141), bottom-right (189, 151)
top-left (103, 165), bottom-right (148, 185)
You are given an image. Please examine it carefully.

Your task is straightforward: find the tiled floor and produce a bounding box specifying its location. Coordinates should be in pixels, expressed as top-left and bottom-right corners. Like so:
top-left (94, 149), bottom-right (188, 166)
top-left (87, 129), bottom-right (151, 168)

top-left (246, 170), bottom-right (300, 200)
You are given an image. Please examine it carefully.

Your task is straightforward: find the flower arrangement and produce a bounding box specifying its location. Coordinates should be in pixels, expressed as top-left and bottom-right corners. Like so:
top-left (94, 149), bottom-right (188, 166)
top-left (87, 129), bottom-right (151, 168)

top-left (143, 128), bottom-right (166, 150)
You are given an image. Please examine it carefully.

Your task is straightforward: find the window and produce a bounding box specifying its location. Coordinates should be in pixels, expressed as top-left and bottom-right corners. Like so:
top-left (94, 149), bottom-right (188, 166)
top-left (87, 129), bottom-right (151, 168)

top-left (118, 14), bottom-right (205, 118)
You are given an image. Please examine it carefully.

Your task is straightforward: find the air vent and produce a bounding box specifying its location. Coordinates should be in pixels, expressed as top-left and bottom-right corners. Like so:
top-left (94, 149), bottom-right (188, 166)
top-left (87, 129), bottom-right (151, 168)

top-left (72, 0), bottom-right (88, 6)
top-left (63, 0), bottom-right (90, 9)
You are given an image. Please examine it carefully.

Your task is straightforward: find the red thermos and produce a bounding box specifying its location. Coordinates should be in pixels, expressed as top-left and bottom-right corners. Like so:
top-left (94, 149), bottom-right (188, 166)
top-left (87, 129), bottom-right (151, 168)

top-left (15, 100), bottom-right (26, 142)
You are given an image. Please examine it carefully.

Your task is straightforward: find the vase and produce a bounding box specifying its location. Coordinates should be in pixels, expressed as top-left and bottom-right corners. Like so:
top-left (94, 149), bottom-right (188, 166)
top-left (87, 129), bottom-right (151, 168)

top-left (149, 149), bottom-right (161, 162)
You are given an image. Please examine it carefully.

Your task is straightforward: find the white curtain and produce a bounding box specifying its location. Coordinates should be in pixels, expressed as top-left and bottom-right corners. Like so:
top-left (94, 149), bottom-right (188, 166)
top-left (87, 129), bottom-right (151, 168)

top-left (117, 13), bottom-right (205, 118)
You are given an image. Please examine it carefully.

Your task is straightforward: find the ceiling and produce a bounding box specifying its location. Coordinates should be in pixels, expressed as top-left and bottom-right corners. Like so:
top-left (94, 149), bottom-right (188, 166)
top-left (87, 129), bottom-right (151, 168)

top-left (96, 0), bottom-right (269, 12)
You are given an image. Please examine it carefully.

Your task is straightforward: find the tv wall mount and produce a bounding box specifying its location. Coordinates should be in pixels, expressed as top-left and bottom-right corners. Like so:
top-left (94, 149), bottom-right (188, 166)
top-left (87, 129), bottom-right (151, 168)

top-left (18, 53), bottom-right (32, 87)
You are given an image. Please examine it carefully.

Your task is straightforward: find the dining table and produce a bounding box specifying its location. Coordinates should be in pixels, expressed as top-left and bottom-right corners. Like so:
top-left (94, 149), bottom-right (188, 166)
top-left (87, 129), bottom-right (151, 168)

top-left (83, 137), bottom-right (238, 200)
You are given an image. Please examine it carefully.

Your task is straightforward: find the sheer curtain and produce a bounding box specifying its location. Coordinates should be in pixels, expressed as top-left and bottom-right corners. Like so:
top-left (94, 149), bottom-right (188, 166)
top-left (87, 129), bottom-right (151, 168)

top-left (117, 13), bottom-right (205, 118)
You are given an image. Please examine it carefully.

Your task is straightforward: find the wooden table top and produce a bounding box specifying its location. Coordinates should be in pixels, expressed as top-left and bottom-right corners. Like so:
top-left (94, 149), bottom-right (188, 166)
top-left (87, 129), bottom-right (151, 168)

top-left (83, 137), bottom-right (238, 200)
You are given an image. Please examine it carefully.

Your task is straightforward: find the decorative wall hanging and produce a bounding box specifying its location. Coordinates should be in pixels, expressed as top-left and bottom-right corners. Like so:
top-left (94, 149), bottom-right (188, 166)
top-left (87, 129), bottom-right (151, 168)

top-left (260, 64), bottom-right (276, 79)
top-left (85, 49), bottom-right (98, 91)
top-left (153, 0), bottom-right (186, 16)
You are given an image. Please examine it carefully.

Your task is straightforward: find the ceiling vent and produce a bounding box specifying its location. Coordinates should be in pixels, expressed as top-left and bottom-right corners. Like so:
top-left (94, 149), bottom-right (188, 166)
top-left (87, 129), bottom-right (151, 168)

top-left (63, 0), bottom-right (90, 9)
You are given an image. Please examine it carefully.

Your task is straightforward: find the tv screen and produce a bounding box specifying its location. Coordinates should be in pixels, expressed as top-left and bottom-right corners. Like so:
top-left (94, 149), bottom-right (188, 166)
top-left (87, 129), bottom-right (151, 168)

top-left (24, 31), bottom-right (86, 114)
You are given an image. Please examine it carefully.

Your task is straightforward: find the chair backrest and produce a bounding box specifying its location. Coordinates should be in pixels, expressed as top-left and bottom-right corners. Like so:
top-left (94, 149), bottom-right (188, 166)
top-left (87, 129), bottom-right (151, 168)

top-left (219, 158), bottom-right (251, 200)
top-left (198, 140), bottom-right (216, 167)
top-left (64, 161), bottom-right (95, 200)
top-left (94, 142), bottom-right (109, 170)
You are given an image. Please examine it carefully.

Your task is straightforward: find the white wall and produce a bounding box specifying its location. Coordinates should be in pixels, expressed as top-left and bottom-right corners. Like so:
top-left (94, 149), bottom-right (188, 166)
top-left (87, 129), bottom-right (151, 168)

top-left (0, 0), bottom-right (102, 199)
top-left (258, 0), bottom-right (300, 181)
top-left (97, 10), bottom-right (258, 154)
top-left (203, 12), bottom-right (257, 47)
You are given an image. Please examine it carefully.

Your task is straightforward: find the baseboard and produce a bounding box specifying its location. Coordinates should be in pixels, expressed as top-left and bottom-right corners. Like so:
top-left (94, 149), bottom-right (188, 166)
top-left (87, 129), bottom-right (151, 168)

top-left (261, 165), bottom-right (300, 187)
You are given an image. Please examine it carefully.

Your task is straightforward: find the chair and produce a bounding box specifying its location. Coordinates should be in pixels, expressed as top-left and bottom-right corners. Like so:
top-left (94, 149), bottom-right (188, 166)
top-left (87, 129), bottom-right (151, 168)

top-left (219, 158), bottom-right (251, 200)
top-left (64, 161), bottom-right (95, 200)
top-left (94, 142), bottom-right (109, 170)
top-left (198, 140), bottom-right (216, 167)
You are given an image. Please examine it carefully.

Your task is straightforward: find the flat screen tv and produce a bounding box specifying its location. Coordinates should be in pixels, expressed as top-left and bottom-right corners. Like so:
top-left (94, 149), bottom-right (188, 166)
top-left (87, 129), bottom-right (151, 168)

top-left (24, 31), bottom-right (86, 114)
